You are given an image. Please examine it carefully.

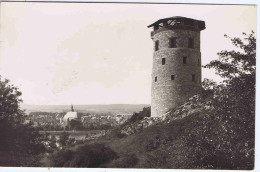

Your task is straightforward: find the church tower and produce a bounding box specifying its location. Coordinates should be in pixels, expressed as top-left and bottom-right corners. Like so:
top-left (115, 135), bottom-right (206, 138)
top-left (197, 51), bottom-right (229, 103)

top-left (148, 16), bottom-right (206, 117)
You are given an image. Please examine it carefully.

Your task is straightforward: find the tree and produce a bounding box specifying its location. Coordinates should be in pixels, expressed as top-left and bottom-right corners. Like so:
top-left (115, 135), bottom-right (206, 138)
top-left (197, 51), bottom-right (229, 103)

top-left (59, 132), bottom-right (70, 148)
top-left (203, 31), bottom-right (255, 145)
top-left (0, 76), bottom-right (46, 166)
top-left (191, 31), bottom-right (256, 169)
top-left (0, 76), bottom-right (23, 122)
top-left (204, 31), bottom-right (255, 80)
top-left (70, 119), bottom-right (84, 130)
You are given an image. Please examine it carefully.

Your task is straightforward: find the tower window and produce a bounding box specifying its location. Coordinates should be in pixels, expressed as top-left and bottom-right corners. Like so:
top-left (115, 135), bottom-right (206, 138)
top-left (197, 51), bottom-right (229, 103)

top-left (192, 74), bottom-right (195, 82)
top-left (171, 75), bottom-right (175, 80)
top-left (188, 38), bottom-right (194, 48)
top-left (183, 56), bottom-right (187, 64)
top-left (155, 40), bottom-right (159, 51)
top-left (198, 59), bottom-right (200, 66)
top-left (169, 37), bottom-right (177, 48)
top-left (162, 58), bottom-right (165, 65)
top-left (155, 77), bottom-right (157, 82)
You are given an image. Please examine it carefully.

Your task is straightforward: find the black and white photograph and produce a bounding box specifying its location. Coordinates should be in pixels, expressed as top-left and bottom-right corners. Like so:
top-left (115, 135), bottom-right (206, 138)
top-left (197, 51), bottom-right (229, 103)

top-left (0, 1), bottom-right (257, 171)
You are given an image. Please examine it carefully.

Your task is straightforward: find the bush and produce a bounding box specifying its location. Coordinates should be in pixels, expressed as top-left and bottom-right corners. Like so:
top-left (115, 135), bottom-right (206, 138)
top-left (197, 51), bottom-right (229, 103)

top-left (50, 143), bottom-right (117, 167)
top-left (50, 149), bottom-right (74, 167)
top-left (114, 153), bottom-right (139, 168)
top-left (125, 107), bottom-right (151, 125)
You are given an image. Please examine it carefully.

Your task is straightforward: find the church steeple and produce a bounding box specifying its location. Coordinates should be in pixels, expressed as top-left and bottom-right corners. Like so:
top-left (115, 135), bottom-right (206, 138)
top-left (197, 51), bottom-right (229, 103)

top-left (71, 104), bottom-right (74, 112)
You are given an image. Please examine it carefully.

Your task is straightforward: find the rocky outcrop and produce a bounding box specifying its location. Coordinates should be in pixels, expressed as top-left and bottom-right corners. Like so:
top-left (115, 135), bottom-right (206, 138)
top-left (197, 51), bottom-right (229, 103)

top-left (162, 94), bottom-right (212, 123)
top-left (120, 117), bottom-right (162, 135)
top-left (118, 94), bottom-right (212, 136)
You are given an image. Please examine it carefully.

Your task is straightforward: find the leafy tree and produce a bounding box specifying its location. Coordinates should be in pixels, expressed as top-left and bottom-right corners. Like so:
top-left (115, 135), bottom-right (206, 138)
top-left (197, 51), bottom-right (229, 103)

top-left (0, 76), bottom-right (46, 166)
top-left (204, 32), bottom-right (255, 80)
top-left (189, 31), bottom-right (256, 169)
top-left (0, 76), bottom-right (23, 122)
top-left (59, 132), bottom-right (70, 148)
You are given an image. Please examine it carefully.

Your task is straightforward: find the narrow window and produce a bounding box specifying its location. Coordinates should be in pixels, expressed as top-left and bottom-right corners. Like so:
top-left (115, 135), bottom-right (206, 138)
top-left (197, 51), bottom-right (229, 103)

top-left (188, 38), bottom-right (194, 48)
top-left (155, 77), bottom-right (157, 82)
top-left (171, 75), bottom-right (175, 80)
top-left (183, 56), bottom-right (187, 64)
top-left (162, 58), bottom-right (165, 65)
top-left (198, 59), bottom-right (200, 66)
top-left (192, 74), bottom-right (195, 82)
top-left (155, 40), bottom-right (159, 51)
top-left (169, 37), bottom-right (177, 48)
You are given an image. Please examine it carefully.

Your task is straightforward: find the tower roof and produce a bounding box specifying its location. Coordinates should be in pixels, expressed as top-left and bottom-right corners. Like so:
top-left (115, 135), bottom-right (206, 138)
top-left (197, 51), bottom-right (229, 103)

top-left (148, 16), bottom-right (205, 31)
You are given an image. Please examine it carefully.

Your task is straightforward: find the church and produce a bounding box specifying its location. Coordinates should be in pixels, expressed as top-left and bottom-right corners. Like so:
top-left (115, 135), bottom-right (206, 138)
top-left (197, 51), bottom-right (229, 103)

top-left (60, 105), bottom-right (78, 128)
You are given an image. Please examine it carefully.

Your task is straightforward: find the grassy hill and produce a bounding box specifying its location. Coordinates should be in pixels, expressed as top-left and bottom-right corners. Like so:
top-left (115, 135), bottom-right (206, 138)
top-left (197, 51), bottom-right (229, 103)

top-left (48, 91), bottom-right (254, 169)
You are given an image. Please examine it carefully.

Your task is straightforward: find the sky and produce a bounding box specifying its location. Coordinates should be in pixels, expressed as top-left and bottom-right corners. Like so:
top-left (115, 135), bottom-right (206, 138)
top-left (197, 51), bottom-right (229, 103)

top-left (0, 3), bottom-right (257, 105)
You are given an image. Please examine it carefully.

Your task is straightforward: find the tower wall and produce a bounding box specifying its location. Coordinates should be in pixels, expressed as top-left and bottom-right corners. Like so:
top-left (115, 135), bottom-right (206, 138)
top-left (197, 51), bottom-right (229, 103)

top-left (150, 19), bottom-right (204, 117)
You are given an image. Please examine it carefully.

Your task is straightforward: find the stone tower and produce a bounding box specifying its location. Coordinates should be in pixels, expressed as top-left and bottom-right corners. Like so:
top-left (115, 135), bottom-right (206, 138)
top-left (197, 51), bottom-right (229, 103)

top-left (148, 16), bottom-right (206, 117)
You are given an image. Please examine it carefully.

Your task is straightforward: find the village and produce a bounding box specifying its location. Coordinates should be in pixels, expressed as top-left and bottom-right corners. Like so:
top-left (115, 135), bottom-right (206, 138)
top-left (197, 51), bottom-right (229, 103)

top-left (26, 105), bottom-right (131, 131)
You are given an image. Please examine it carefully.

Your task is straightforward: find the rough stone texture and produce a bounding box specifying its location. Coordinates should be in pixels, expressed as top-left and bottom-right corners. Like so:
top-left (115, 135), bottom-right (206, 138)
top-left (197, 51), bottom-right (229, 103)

top-left (120, 117), bottom-right (162, 136)
top-left (117, 94), bottom-right (212, 137)
top-left (161, 94), bottom-right (213, 123)
top-left (150, 20), bottom-right (205, 117)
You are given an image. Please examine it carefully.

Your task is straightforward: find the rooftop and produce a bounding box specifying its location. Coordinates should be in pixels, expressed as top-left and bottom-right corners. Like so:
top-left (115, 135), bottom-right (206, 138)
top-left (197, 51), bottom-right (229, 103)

top-left (63, 112), bottom-right (77, 120)
top-left (148, 16), bottom-right (206, 32)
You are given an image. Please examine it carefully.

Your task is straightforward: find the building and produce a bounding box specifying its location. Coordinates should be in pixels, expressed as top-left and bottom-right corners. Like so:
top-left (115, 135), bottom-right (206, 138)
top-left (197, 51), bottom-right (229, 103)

top-left (61, 105), bottom-right (78, 128)
top-left (148, 16), bottom-right (206, 117)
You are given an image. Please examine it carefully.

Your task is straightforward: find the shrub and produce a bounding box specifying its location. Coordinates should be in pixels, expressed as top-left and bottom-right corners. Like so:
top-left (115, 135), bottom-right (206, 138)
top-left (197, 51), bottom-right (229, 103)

top-left (50, 143), bottom-right (117, 167)
top-left (114, 153), bottom-right (139, 168)
top-left (126, 106), bottom-right (151, 124)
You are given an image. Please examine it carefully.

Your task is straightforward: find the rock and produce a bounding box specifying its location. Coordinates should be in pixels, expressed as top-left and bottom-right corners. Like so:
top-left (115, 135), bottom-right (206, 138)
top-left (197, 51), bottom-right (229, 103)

top-left (117, 94), bottom-right (212, 136)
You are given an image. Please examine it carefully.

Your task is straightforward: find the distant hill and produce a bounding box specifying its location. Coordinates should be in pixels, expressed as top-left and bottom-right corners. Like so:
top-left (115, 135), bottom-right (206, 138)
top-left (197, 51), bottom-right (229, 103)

top-left (20, 104), bottom-right (150, 115)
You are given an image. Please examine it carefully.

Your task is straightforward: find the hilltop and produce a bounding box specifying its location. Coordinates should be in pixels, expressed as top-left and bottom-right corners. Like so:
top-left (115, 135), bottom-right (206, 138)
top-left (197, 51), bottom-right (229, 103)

top-left (48, 90), bottom-right (254, 169)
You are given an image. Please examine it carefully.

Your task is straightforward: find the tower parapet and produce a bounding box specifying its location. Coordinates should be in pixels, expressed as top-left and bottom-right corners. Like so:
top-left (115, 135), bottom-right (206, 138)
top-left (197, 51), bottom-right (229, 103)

top-left (148, 16), bottom-right (205, 117)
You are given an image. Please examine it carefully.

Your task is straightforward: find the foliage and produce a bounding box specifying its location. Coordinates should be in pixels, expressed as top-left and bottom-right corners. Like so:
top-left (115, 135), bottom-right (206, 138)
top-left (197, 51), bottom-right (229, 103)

top-left (69, 119), bottom-right (85, 130)
top-left (126, 106), bottom-right (151, 124)
top-left (109, 106), bottom-right (151, 139)
top-left (193, 31), bottom-right (256, 169)
top-left (99, 32), bottom-right (256, 169)
top-left (58, 132), bottom-right (70, 148)
top-left (0, 76), bottom-right (46, 166)
top-left (113, 153), bottom-right (139, 168)
top-left (0, 76), bottom-right (23, 122)
top-left (50, 143), bottom-right (118, 167)
top-left (145, 135), bottom-right (161, 152)
top-left (47, 135), bottom-right (58, 153)
top-left (50, 149), bottom-right (74, 167)
top-left (204, 31), bottom-right (256, 80)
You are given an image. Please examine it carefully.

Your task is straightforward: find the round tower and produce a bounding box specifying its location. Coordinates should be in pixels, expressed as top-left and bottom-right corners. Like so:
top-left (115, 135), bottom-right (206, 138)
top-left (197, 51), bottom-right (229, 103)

top-left (148, 16), bottom-right (206, 117)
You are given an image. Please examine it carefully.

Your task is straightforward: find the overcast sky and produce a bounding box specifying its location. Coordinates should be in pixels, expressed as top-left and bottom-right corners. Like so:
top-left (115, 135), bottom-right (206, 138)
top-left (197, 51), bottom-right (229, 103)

top-left (0, 3), bottom-right (256, 105)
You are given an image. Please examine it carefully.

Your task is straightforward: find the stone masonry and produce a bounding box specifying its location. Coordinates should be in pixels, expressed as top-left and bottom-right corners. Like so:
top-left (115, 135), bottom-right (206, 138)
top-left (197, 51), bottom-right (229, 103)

top-left (148, 16), bottom-right (206, 117)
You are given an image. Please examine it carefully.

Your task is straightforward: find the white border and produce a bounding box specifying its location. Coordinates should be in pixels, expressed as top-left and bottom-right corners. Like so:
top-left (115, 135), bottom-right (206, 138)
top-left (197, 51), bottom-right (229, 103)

top-left (0, 0), bottom-right (258, 172)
